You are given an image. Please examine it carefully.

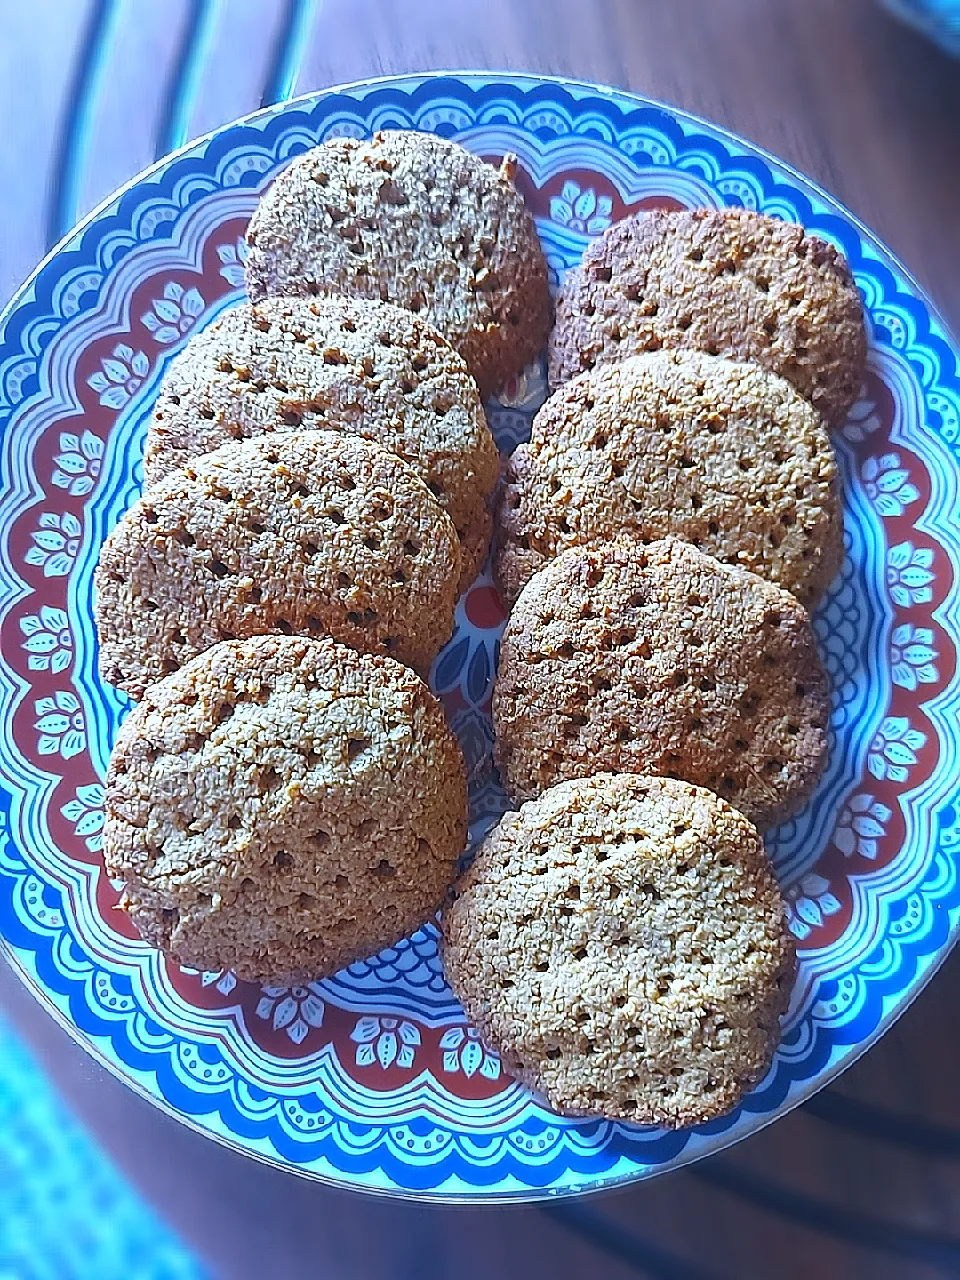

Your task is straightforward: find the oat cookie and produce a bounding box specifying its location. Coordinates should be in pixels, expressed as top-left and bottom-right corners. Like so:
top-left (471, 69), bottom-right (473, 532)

top-left (496, 350), bottom-right (842, 608)
top-left (244, 130), bottom-right (552, 398)
top-left (548, 207), bottom-right (866, 427)
top-left (493, 537), bottom-right (830, 829)
top-left (145, 297), bottom-right (498, 586)
top-left (441, 773), bottom-right (795, 1126)
top-left (95, 430), bottom-right (461, 698)
top-left (104, 636), bottom-right (467, 984)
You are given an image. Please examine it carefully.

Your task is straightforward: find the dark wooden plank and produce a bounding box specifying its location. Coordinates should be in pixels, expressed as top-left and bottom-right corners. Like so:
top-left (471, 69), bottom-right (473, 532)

top-left (292, 0), bottom-right (960, 331)
top-left (0, 959), bottom-right (648, 1280)
top-left (73, 0), bottom-right (189, 222)
top-left (2, 3), bottom-right (960, 1277)
top-left (8, 950), bottom-right (960, 1280)
top-left (0, 0), bottom-right (90, 301)
top-left (187, 0), bottom-right (288, 141)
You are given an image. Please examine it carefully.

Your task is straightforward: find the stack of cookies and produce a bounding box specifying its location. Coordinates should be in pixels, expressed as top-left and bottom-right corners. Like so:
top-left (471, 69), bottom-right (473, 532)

top-left (441, 205), bottom-right (867, 1128)
top-left (94, 132), bottom-right (867, 1133)
top-left (95, 132), bottom-right (553, 983)
top-left (486, 205), bottom-right (866, 819)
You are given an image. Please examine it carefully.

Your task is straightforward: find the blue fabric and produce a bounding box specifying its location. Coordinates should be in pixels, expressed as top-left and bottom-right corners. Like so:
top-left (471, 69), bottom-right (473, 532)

top-left (881, 0), bottom-right (960, 53)
top-left (0, 1014), bottom-right (208, 1280)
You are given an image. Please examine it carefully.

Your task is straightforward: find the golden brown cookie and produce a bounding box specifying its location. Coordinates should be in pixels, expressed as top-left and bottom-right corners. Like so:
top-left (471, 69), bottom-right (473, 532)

top-left (496, 350), bottom-right (843, 608)
top-left (145, 297), bottom-right (498, 587)
top-left (548, 207), bottom-right (866, 427)
top-left (104, 636), bottom-right (467, 984)
top-left (244, 130), bottom-right (552, 398)
top-left (441, 773), bottom-right (795, 1126)
top-left (95, 430), bottom-right (461, 698)
top-left (493, 537), bottom-right (830, 830)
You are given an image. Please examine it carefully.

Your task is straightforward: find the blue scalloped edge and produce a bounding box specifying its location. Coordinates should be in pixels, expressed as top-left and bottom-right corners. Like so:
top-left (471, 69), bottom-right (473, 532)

top-left (1, 73), bottom-right (960, 1197)
top-left (2, 790), bottom-right (958, 1193)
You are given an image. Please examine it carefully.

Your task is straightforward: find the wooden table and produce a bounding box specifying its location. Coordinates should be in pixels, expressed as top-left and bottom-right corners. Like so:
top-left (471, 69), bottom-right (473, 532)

top-left (3, 3), bottom-right (960, 1277)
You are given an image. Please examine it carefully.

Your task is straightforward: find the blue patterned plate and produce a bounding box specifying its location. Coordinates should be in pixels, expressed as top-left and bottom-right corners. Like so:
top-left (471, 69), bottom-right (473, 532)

top-left (1, 73), bottom-right (959, 1201)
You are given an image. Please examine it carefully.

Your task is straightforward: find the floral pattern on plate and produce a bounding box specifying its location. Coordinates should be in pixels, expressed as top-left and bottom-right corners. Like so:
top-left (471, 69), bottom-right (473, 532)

top-left (0, 73), bottom-right (959, 1200)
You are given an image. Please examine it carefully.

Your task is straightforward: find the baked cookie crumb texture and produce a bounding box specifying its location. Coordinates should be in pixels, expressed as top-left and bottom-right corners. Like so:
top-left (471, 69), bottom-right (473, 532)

top-left (95, 429), bottom-right (461, 698)
top-left (496, 349), bottom-right (843, 608)
top-left (442, 773), bottom-right (796, 1126)
top-left (103, 636), bottom-right (468, 984)
top-left (548, 207), bottom-right (866, 427)
top-left (244, 130), bottom-right (552, 398)
top-left (144, 296), bottom-right (497, 588)
top-left (493, 536), bottom-right (830, 830)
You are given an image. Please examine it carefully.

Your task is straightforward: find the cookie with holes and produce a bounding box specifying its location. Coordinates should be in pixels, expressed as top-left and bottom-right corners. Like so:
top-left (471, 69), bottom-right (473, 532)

top-left (548, 207), bottom-right (866, 428)
top-left (441, 772), bottom-right (795, 1126)
top-left (496, 350), bottom-right (842, 608)
top-left (244, 130), bottom-right (552, 398)
top-left (145, 297), bottom-right (498, 588)
top-left (493, 536), bottom-right (829, 830)
top-left (103, 635), bottom-right (468, 984)
top-left (95, 429), bottom-right (461, 699)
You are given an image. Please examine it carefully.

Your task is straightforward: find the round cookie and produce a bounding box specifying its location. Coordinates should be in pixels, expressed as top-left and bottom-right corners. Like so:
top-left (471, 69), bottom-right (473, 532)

top-left (548, 207), bottom-right (867, 428)
top-left (145, 297), bottom-right (498, 587)
top-left (493, 536), bottom-right (830, 830)
top-left (496, 350), bottom-right (843, 608)
top-left (104, 636), bottom-right (468, 984)
top-left (95, 429), bottom-right (461, 699)
top-left (244, 130), bottom-right (552, 398)
top-left (441, 773), bottom-right (796, 1126)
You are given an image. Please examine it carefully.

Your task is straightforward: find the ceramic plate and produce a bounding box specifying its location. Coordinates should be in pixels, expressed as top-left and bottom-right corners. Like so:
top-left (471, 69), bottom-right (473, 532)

top-left (1, 73), bottom-right (959, 1202)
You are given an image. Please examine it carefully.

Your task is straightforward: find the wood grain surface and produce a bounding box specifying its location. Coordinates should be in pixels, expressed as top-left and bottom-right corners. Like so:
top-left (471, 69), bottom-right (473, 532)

top-left (2, 3), bottom-right (960, 1278)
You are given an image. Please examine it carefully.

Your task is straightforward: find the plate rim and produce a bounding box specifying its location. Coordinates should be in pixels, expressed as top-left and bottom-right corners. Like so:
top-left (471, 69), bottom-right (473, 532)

top-left (1, 68), bottom-right (959, 1204)
top-left (3, 69), bottom-right (958, 354)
